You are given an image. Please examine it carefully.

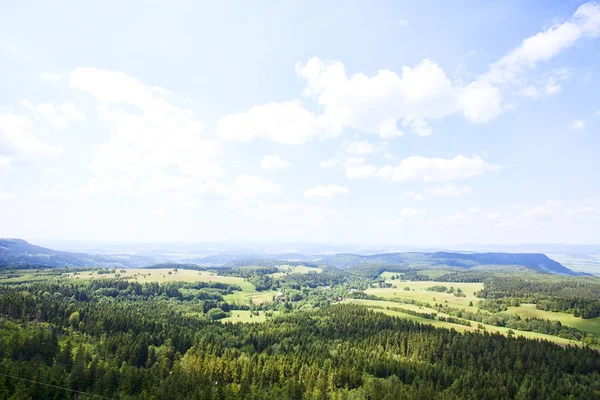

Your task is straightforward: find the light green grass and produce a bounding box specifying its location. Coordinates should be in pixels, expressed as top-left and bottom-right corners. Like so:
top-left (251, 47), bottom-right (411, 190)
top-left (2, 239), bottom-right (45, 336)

top-left (223, 290), bottom-right (277, 304)
top-left (367, 279), bottom-right (483, 312)
top-left (220, 310), bottom-right (279, 324)
top-left (346, 301), bottom-right (586, 348)
top-left (504, 303), bottom-right (600, 336)
top-left (64, 268), bottom-right (256, 291)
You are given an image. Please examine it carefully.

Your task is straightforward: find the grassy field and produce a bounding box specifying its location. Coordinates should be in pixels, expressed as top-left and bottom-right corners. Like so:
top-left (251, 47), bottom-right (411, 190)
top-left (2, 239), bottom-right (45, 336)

top-left (367, 277), bottom-right (483, 311)
top-left (223, 290), bottom-right (277, 305)
top-left (220, 310), bottom-right (279, 324)
top-left (504, 303), bottom-right (600, 336)
top-left (358, 273), bottom-right (600, 348)
top-left (343, 299), bottom-right (587, 348)
top-left (64, 268), bottom-right (256, 291)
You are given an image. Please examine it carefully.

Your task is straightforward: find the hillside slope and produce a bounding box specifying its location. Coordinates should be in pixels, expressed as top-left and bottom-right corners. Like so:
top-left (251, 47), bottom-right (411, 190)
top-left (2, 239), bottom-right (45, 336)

top-left (319, 251), bottom-right (578, 275)
top-left (0, 238), bottom-right (159, 268)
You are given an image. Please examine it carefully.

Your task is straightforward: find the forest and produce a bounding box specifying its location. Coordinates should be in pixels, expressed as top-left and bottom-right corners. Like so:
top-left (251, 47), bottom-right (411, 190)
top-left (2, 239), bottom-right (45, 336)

top-left (0, 265), bottom-right (599, 399)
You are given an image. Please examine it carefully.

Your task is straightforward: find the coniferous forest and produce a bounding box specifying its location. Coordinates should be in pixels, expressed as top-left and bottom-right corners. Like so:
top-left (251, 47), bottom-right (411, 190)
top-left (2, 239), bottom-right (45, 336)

top-left (1, 269), bottom-right (600, 399)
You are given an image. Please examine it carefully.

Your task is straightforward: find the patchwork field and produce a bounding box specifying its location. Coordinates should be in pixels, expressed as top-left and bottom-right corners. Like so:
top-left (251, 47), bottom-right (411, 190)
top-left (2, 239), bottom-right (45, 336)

top-left (367, 276), bottom-right (483, 311)
top-left (65, 268), bottom-right (256, 291)
top-left (367, 305), bottom-right (581, 347)
top-left (223, 290), bottom-right (277, 305)
top-left (504, 303), bottom-right (600, 336)
top-left (220, 310), bottom-right (279, 324)
top-left (358, 273), bottom-right (600, 348)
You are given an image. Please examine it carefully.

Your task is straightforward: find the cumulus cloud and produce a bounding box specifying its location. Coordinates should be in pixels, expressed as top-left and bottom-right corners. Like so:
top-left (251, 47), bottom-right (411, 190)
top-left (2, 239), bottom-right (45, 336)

top-left (213, 3), bottom-right (600, 144)
top-left (0, 111), bottom-right (62, 167)
top-left (260, 154), bottom-right (291, 170)
top-left (481, 2), bottom-right (600, 85)
top-left (20, 100), bottom-right (85, 129)
top-left (376, 154), bottom-right (497, 182)
top-left (216, 101), bottom-right (333, 145)
top-left (69, 67), bottom-right (222, 195)
top-left (304, 184), bottom-right (349, 199)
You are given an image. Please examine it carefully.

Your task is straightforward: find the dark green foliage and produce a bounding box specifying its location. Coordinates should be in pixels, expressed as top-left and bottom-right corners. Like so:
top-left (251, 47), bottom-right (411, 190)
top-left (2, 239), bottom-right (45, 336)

top-left (477, 276), bottom-right (600, 319)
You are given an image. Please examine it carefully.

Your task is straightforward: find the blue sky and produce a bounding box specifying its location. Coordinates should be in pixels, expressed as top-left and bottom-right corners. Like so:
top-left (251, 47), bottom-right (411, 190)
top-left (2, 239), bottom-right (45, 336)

top-left (0, 0), bottom-right (599, 245)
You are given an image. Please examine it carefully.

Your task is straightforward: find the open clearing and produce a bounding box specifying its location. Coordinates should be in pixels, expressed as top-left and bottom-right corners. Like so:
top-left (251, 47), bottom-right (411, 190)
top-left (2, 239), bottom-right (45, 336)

top-left (367, 276), bottom-right (483, 311)
top-left (220, 310), bottom-right (279, 324)
top-left (223, 290), bottom-right (277, 304)
top-left (504, 303), bottom-right (600, 336)
top-left (343, 300), bottom-right (586, 348)
top-left (65, 268), bottom-right (256, 291)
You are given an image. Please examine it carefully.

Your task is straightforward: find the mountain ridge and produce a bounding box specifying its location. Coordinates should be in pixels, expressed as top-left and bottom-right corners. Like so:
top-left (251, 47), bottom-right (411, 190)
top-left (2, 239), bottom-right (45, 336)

top-left (0, 238), bottom-right (580, 275)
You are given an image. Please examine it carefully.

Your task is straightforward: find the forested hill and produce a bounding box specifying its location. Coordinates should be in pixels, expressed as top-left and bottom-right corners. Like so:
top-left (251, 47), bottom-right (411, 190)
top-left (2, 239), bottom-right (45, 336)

top-left (319, 252), bottom-right (578, 275)
top-left (0, 238), bottom-right (578, 275)
top-left (0, 238), bottom-right (159, 268)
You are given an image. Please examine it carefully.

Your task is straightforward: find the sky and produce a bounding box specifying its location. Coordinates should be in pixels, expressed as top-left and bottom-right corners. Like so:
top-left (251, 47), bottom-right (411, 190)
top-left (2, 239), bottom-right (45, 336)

top-left (0, 0), bottom-right (599, 246)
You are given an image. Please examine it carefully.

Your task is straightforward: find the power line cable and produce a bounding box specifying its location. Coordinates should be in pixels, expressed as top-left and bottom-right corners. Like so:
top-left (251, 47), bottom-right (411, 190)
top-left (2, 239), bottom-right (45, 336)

top-left (0, 372), bottom-right (115, 400)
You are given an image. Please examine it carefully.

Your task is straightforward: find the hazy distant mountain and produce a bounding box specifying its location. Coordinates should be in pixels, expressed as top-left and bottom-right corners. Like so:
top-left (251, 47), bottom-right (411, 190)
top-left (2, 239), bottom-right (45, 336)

top-left (0, 238), bottom-right (580, 275)
top-left (0, 238), bottom-right (162, 268)
top-left (318, 252), bottom-right (579, 276)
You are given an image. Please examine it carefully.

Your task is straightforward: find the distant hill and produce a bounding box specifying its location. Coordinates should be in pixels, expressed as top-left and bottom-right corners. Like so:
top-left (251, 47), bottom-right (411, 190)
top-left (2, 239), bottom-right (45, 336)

top-left (0, 238), bottom-right (161, 269)
top-left (0, 238), bottom-right (580, 275)
top-left (318, 251), bottom-right (579, 276)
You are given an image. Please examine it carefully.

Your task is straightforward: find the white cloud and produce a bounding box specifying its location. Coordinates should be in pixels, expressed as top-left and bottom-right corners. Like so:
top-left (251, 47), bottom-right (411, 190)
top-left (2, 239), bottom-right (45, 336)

top-left (211, 3), bottom-right (600, 146)
top-left (570, 120), bottom-right (585, 129)
top-left (377, 119), bottom-right (404, 138)
top-left (525, 200), bottom-right (562, 219)
top-left (396, 19), bottom-right (409, 27)
top-left (404, 118), bottom-right (433, 136)
top-left (296, 57), bottom-right (459, 138)
top-left (20, 100), bottom-right (85, 129)
top-left (69, 67), bottom-right (222, 196)
top-left (343, 157), bottom-right (378, 180)
top-left (545, 77), bottom-right (561, 94)
top-left (482, 2), bottom-right (600, 86)
top-left (304, 184), bottom-right (349, 199)
top-left (342, 140), bottom-right (376, 154)
top-left (260, 154), bottom-right (291, 170)
top-left (429, 183), bottom-right (472, 197)
top-left (216, 101), bottom-right (333, 145)
top-left (0, 192), bottom-right (15, 199)
top-left (376, 154), bottom-right (497, 182)
top-left (457, 81), bottom-right (503, 123)
top-left (230, 175), bottom-right (282, 199)
top-left (0, 111), bottom-right (62, 167)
